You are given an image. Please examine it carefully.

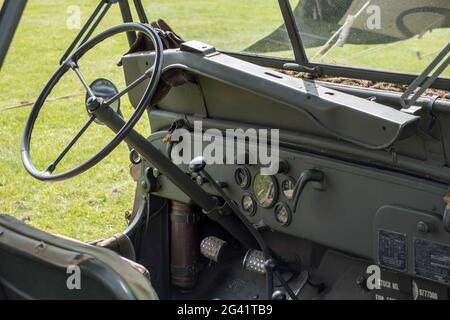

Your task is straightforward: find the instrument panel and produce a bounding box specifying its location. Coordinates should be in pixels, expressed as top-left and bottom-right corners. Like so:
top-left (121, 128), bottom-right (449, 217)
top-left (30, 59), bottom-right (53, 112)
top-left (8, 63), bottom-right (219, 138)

top-left (144, 131), bottom-right (450, 285)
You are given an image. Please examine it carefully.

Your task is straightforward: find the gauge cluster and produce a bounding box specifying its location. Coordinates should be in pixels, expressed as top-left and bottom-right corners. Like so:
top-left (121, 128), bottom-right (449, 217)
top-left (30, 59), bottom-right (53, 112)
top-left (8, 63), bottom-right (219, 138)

top-left (234, 164), bottom-right (296, 228)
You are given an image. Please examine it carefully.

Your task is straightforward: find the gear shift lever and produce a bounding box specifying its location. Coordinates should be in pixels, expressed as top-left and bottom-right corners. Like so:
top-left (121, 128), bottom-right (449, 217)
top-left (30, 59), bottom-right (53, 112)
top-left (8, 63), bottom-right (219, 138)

top-left (189, 157), bottom-right (228, 198)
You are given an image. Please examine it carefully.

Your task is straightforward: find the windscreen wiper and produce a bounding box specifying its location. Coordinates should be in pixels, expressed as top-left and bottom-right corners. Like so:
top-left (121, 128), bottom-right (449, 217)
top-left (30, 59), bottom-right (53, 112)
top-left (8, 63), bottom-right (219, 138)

top-left (59, 0), bottom-right (149, 65)
top-left (401, 43), bottom-right (450, 110)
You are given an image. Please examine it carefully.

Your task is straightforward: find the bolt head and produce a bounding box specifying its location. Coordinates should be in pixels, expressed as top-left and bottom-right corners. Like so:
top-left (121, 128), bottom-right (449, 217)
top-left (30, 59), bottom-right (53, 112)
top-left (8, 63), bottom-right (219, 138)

top-left (417, 221), bottom-right (430, 234)
top-left (196, 175), bottom-right (204, 185)
top-left (152, 168), bottom-right (160, 178)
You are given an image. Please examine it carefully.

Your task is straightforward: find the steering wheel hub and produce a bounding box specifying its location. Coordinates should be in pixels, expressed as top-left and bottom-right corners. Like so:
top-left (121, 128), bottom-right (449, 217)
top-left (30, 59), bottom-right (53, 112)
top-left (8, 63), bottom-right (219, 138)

top-left (86, 96), bottom-right (102, 113)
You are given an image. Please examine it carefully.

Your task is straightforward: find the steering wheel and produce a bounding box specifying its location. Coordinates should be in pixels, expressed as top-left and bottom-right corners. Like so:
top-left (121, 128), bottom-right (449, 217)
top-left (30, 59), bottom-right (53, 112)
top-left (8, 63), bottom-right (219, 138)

top-left (21, 23), bottom-right (163, 181)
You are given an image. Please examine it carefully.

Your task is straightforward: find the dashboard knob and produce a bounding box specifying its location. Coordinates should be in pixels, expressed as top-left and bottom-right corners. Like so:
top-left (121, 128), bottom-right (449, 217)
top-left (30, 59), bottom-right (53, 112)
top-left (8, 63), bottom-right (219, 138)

top-left (272, 290), bottom-right (287, 300)
top-left (189, 156), bottom-right (207, 173)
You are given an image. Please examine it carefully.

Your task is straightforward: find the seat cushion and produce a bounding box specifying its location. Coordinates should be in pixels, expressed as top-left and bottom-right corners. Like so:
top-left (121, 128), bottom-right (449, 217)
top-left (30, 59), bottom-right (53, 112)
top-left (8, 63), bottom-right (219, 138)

top-left (0, 214), bottom-right (158, 300)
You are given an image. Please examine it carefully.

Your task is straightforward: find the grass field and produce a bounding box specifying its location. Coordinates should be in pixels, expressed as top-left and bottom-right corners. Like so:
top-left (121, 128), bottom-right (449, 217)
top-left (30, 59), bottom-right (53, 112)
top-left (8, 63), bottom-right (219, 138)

top-left (0, 0), bottom-right (290, 241)
top-left (0, 0), bottom-right (448, 241)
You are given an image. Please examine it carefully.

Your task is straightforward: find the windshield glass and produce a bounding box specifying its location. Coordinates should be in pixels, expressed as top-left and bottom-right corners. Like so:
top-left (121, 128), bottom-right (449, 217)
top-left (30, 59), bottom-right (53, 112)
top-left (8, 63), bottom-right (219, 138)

top-left (144, 1), bottom-right (449, 77)
top-left (143, 0), bottom-right (294, 58)
top-left (287, 0), bottom-right (450, 76)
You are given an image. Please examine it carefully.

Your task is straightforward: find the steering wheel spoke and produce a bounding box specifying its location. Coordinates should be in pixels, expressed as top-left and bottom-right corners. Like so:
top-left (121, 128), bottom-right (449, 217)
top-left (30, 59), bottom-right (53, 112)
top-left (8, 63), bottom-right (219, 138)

top-left (68, 60), bottom-right (96, 98)
top-left (104, 65), bottom-right (154, 107)
top-left (45, 115), bottom-right (97, 174)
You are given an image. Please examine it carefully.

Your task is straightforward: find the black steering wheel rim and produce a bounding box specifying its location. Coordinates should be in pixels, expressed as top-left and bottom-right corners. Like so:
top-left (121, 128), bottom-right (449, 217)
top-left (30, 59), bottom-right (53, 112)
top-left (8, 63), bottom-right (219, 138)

top-left (21, 23), bottom-right (164, 181)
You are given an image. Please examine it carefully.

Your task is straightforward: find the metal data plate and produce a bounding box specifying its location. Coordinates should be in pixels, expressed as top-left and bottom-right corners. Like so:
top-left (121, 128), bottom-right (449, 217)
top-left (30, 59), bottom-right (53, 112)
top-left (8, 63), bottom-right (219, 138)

top-left (415, 239), bottom-right (450, 285)
top-left (378, 229), bottom-right (407, 272)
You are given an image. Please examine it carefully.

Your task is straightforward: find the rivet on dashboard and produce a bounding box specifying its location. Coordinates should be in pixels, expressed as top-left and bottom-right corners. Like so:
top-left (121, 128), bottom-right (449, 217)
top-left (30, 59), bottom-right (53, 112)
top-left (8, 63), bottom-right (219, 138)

top-left (195, 175), bottom-right (205, 185)
top-left (417, 221), bottom-right (431, 234)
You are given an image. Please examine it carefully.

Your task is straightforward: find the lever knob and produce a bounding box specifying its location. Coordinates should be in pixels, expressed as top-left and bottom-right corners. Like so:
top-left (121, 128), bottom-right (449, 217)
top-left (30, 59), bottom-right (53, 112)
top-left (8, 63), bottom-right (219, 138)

top-left (189, 156), bottom-right (207, 173)
top-left (272, 290), bottom-right (287, 300)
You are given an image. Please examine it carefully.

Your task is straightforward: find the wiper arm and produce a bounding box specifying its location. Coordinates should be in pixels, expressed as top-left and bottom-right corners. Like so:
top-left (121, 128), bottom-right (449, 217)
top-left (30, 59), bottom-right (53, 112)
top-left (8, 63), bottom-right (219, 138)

top-left (401, 43), bottom-right (450, 110)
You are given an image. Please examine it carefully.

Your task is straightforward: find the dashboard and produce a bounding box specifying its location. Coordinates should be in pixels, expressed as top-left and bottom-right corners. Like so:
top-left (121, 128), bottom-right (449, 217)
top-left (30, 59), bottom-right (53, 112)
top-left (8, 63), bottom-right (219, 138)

top-left (139, 129), bottom-right (450, 296)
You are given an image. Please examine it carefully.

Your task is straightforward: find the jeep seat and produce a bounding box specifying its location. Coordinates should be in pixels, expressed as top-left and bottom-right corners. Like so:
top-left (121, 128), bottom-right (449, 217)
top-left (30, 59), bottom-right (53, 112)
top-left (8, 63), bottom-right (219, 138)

top-left (0, 214), bottom-right (158, 300)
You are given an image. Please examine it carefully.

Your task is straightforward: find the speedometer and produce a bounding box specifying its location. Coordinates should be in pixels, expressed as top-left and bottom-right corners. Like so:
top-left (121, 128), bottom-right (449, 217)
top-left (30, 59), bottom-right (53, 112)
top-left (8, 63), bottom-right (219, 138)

top-left (253, 173), bottom-right (278, 208)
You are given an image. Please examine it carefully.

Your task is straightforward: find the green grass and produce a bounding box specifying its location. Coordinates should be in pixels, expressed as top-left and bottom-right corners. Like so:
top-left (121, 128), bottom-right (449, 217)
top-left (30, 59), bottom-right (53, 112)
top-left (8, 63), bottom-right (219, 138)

top-left (0, 0), bottom-right (448, 241)
top-left (0, 1), bottom-right (143, 241)
top-left (0, 1), bottom-right (291, 241)
top-left (306, 28), bottom-right (450, 76)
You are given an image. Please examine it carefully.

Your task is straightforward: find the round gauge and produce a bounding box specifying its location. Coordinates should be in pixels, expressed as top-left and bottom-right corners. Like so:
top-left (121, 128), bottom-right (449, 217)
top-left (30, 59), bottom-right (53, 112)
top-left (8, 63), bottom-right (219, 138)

top-left (274, 203), bottom-right (292, 227)
top-left (241, 194), bottom-right (256, 216)
top-left (235, 167), bottom-right (251, 189)
top-left (281, 178), bottom-right (296, 201)
top-left (253, 173), bottom-right (278, 208)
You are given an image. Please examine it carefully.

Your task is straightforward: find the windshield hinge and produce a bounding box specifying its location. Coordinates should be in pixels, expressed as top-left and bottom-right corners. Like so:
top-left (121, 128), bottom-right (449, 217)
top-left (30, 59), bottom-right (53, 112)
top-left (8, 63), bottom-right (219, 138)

top-left (283, 63), bottom-right (322, 76)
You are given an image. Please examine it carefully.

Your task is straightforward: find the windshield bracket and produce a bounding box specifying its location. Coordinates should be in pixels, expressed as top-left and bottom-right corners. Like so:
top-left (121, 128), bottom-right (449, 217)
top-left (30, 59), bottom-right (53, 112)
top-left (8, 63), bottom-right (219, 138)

top-left (282, 63), bottom-right (321, 76)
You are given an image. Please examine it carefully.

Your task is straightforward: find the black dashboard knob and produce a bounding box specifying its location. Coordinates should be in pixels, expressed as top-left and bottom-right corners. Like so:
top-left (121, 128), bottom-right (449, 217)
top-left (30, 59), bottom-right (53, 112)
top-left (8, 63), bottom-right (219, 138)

top-left (272, 290), bottom-right (287, 300)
